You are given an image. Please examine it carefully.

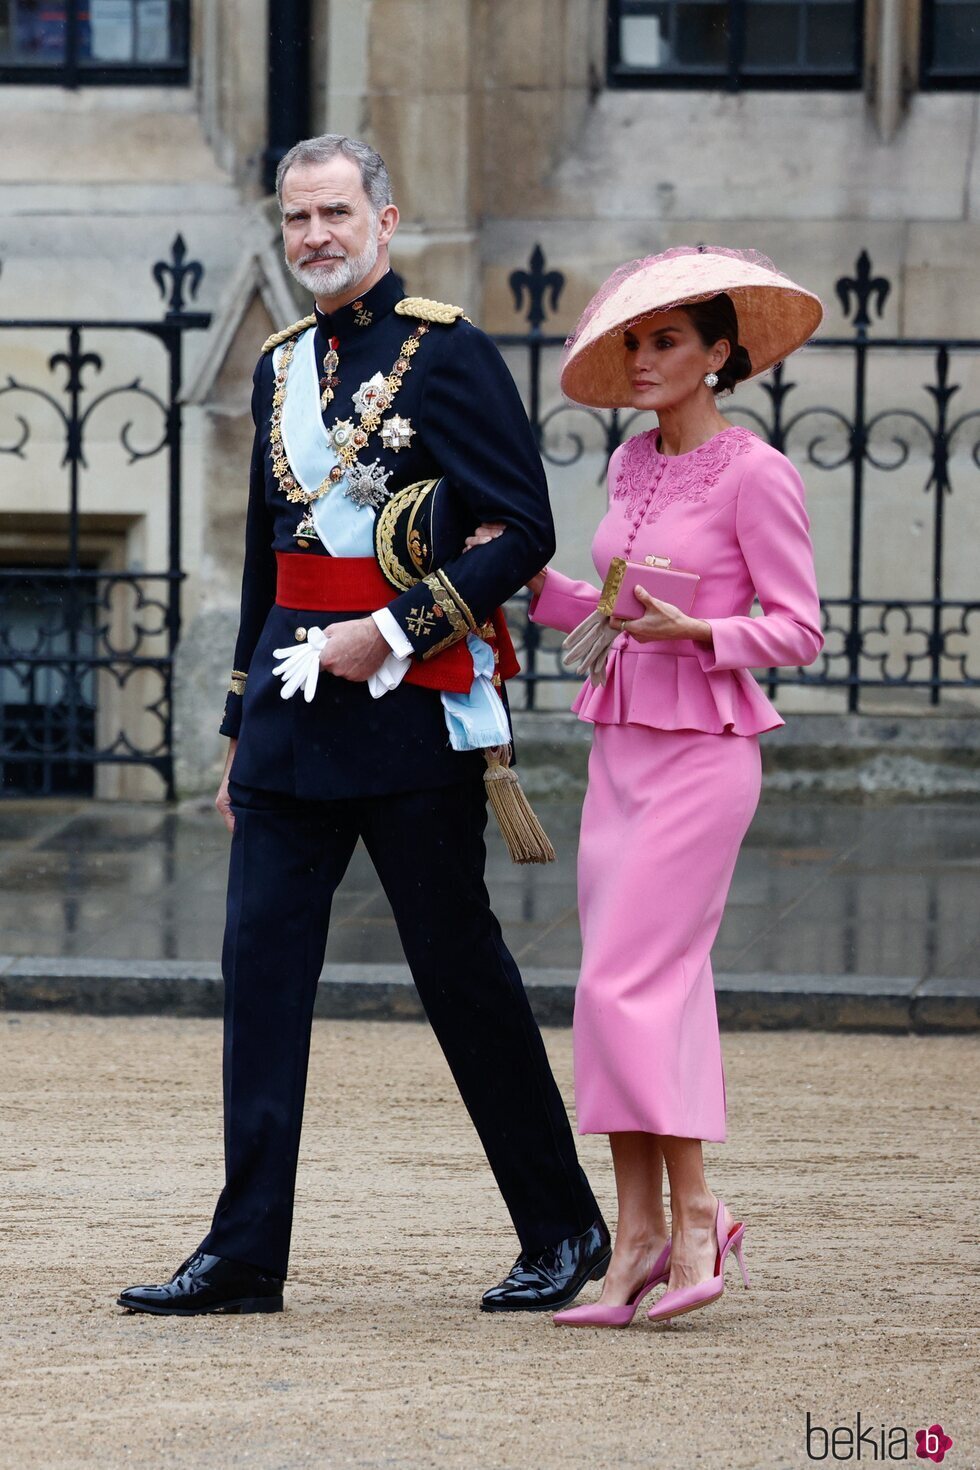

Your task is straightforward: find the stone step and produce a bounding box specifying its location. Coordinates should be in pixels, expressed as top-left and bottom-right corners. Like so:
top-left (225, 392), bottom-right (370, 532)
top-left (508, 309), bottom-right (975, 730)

top-left (1, 956), bottom-right (976, 1034)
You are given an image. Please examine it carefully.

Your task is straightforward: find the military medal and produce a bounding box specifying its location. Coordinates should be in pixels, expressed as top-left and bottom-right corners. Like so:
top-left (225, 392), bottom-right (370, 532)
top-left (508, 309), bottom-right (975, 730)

top-left (380, 415), bottom-right (414, 452)
top-left (294, 509), bottom-right (317, 545)
top-left (270, 322), bottom-right (427, 527)
top-left (332, 333), bottom-right (425, 471)
top-left (319, 336), bottom-right (341, 410)
top-left (330, 419), bottom-right (356, 452)
top-left (352, 373), bottom-right (390, 416)
top-left (345, 458), bottom-right (392, 509)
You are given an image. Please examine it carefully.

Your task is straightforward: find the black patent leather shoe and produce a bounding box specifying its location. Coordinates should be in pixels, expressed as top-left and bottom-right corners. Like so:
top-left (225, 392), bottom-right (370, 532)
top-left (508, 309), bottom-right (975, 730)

top-left (480, 1219), bottom-right (611, 1313)
top-left (117, 1251), bottom-right (283, 1316)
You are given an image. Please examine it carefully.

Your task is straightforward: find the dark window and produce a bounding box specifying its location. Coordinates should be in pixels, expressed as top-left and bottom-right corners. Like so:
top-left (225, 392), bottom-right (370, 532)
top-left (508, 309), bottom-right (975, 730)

top-left (0, 571), bottom-right (97, 797)
top-left (922, 0), bottom-right (980, 84)
top-left (0, 0), bottom-right (189, 85)
top-left (608, 0), bottom-right (862, 87)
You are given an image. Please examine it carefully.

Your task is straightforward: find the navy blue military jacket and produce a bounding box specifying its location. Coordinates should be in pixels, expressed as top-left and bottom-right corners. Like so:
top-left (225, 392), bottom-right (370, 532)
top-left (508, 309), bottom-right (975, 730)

top-left (221, 270), bottom-right (556, 800)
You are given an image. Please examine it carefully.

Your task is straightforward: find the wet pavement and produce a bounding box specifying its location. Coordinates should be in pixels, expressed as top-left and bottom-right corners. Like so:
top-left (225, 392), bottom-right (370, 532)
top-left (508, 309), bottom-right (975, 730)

top-left (1, 791), bottom-right (978, 984)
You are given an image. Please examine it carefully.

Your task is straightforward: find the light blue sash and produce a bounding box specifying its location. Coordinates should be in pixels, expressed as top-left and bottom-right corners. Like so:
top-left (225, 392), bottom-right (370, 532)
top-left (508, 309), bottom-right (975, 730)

top-left (441, 636), bottom-right (511, 751)
top-left (275, 328), bottom-right (374, 556)
top-left (276, 329), bottom-right (509, 752)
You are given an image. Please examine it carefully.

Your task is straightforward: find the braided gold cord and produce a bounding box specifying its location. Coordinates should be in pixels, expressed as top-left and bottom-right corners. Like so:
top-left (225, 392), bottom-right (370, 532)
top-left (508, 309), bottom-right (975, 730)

top-left (267, 325), bottom-right (424, 508)
top-left (261, 314), bottom-right (317, 354)
top-left (394, 297), bottom-right (465, 326)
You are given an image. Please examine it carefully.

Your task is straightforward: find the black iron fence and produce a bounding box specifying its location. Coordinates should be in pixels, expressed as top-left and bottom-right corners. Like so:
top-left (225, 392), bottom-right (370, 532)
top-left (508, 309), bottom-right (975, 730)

top-left (0, 238), bottom-right (210, 796)
top-left (2, 238), bottom-right (977, 799)
top-left (496, 246), bottom-right (980, 713)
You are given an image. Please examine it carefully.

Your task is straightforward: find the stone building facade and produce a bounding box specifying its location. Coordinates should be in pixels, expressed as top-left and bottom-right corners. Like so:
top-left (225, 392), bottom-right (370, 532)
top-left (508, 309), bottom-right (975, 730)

top-left (0, 0), bottom-right (977, 797)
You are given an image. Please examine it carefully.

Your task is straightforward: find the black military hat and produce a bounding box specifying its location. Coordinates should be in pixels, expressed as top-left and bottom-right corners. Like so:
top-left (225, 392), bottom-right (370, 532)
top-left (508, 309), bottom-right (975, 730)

top-left (374, 477), bottom-right (472, 592)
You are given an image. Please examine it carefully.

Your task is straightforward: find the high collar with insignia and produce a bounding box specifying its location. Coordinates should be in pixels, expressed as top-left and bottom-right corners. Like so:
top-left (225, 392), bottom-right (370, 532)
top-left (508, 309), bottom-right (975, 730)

top-left (312, 271), bottom-right (403, 344)
top-left (261, 276), bottom-right (468, 357)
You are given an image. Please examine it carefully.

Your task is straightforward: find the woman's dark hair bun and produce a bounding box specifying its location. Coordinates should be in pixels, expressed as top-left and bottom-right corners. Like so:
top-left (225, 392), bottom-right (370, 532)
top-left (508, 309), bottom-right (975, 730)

top-left (717, 342), bottom-right (752, 394)
top-left (680, 293), bottom-right (753, 395)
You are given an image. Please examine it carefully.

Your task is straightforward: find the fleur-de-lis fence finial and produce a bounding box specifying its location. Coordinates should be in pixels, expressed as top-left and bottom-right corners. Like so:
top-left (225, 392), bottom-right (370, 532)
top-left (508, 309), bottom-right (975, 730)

top-left (153, 234), bottom-right (204, 318)
top-left (836, 251), bottom-right (890, 331)
top-left (509, 245), bottom-right (565, 331)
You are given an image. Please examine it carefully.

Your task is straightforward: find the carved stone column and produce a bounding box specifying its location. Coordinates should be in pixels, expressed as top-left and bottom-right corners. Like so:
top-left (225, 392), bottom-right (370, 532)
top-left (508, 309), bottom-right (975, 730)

top-left (317, 0), bottom-right (480, 308)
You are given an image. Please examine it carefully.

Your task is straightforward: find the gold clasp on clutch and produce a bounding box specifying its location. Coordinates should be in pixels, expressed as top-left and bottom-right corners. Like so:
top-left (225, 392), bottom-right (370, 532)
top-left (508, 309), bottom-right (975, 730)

top-left (597, 556), bottom-right (627, 617)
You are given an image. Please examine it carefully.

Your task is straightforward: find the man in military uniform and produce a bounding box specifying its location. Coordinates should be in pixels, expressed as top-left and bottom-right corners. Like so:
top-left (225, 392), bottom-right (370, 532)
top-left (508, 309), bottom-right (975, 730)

top-left (118, 135), bottom-right (609, 1317)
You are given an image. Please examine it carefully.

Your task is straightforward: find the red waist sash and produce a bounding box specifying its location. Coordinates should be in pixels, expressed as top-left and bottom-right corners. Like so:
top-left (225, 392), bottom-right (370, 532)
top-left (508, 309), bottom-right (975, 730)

top-left (275, 552), bottom-right (519, 695)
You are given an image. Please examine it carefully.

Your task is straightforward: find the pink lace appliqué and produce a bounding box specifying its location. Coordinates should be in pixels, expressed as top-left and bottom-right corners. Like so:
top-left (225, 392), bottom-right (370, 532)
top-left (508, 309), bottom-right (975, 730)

top-left (613, 426), bottom-right (756, 524)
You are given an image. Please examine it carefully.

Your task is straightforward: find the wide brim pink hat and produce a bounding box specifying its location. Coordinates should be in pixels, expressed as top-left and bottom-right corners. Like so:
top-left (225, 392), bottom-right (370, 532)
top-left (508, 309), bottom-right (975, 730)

top-left (559, 245), bottom-right (824, 409)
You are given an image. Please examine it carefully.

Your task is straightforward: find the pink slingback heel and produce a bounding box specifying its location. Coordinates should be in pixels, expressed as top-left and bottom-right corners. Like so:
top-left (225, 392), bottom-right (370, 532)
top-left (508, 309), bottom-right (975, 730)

top-left (553, 1240), bottom-right (672, 1328)
top-left (646, 1198), bottom-right (749, 1324)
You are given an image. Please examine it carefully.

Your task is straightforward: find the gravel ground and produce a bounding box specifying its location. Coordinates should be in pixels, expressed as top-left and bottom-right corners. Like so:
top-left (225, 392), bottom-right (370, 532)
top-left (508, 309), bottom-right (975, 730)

top-left (2, 1014), bottom-right (977, 1470)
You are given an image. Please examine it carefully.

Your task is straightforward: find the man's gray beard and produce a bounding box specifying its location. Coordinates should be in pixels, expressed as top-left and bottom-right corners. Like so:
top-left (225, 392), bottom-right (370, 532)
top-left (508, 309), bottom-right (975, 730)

top-left (286, 234), bottom-right (380, 300)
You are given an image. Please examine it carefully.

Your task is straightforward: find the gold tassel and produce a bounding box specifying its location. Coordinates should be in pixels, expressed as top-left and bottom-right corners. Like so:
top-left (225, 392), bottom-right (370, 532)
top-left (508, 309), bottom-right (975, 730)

top-left (482, 745), bottom-right (556, 865)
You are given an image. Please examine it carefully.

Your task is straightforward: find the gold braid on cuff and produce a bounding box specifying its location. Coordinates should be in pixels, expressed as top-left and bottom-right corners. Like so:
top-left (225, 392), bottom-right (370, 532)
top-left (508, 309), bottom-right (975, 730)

top-left (434, 569), bottom-right (478, 633)
top-left (228, 670), bottom-right (248, 696)
top-left (420, 574), bottom-right (469, 658)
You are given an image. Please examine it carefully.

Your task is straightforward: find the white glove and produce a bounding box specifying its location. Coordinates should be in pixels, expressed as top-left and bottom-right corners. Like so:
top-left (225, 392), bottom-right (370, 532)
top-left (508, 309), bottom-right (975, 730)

top-left (272, 626), bottom-right (328, 702)
top-left (367, 651), bottom-right (411, 699)
top-left (561, 610), bottom-right (619, 688)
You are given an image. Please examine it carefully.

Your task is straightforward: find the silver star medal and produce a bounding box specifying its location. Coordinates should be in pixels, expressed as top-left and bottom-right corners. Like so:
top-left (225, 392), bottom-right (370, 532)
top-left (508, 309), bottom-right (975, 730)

top-left (344, 458), bottom-right (392, 509)
top-left (352, 373), bottom-right (390, 417)
top-left (329, 418), bottom-right (356, 452)
top-left (380, 415), bottom-right (415, 452)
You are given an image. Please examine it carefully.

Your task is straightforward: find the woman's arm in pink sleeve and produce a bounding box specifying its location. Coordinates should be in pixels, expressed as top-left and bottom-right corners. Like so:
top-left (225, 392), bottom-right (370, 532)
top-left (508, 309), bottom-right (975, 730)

top-left (696, 452), bottom-right (824, 672)
top-left (528, 444), bottom-right (627, 634)
top-left (528, 569), bottom-right (602, 635)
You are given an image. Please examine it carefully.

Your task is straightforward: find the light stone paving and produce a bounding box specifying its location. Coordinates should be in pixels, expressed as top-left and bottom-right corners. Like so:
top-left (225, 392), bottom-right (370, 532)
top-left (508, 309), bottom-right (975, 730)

top-left (2, 1014), bottom-right (976, 1470)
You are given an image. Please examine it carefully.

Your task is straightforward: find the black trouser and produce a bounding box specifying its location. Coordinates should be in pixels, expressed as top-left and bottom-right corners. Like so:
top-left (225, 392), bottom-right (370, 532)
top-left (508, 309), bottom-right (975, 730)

top-left (200, 778), bottom-right (599, 1279)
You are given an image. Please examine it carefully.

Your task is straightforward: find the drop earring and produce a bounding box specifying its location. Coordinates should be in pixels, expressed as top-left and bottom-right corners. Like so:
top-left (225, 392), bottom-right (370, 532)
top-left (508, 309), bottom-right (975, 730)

top-left (704, 371), bottom-right (719, 388)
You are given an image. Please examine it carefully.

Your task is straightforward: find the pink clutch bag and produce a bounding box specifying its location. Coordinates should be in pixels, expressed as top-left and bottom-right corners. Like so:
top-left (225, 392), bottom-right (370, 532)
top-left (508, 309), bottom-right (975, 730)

top-left (597, 555), bottom-right (700, 620)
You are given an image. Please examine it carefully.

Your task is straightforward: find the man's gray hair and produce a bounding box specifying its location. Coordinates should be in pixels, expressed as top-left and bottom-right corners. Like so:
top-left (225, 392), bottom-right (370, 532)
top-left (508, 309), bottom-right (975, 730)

top-left (275, 135), bottom-right (393, 214)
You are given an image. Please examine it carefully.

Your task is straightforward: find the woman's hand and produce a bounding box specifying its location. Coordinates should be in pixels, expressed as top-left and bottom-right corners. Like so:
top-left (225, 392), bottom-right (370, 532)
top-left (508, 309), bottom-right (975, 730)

top-left (463, 521), bottom-right (505, 551)
top-left (461, 522), bottom-right (547, 596)
top-left (619, 586), bottom-right (712, 644)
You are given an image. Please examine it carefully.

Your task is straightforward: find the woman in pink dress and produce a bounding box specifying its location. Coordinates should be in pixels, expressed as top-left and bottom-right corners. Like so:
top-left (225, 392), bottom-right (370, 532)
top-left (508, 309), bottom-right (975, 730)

top-left (529, 247), bottom-right (825, 1326)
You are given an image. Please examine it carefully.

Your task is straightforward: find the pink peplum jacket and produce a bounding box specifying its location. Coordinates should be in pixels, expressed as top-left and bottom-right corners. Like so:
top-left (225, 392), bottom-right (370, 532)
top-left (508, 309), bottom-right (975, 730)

top-left (529, 425), bottom-right (824, 735)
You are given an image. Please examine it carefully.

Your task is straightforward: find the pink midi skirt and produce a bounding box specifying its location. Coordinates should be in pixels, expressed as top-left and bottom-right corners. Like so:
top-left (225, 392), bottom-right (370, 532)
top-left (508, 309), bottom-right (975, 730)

top-left (574, 723), bottom-right (762, 1142)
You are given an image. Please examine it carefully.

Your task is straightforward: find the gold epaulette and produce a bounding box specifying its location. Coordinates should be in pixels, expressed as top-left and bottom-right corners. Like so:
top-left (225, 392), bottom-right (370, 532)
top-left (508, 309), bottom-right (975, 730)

top-left (395, 297), bottom-right (466, 326)
top-left (261, 314), bottom-right (317, 354)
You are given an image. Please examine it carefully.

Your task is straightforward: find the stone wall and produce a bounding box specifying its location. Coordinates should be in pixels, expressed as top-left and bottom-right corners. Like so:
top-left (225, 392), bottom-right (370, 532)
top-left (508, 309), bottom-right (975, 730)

top-left (346, 0), bottom-right (980, 701)
top-left (2, 0), bottom-right (977, 801)
top-left (0, 15), bottom-right (268, 798)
